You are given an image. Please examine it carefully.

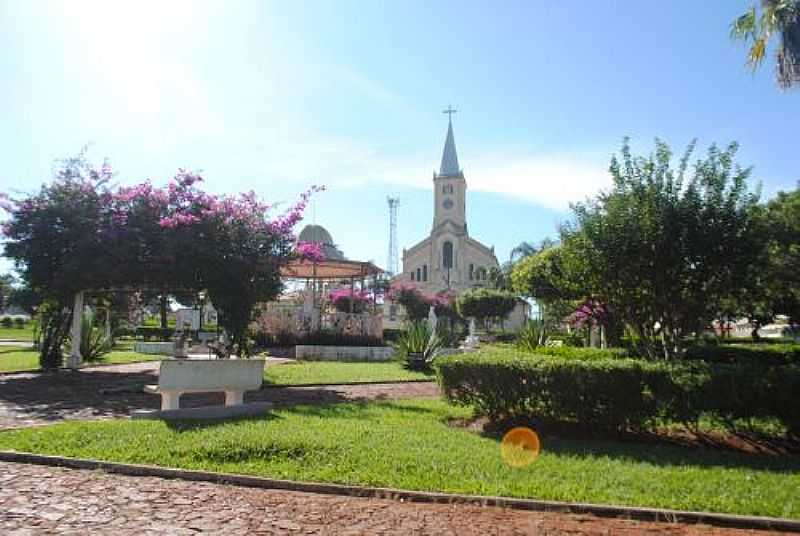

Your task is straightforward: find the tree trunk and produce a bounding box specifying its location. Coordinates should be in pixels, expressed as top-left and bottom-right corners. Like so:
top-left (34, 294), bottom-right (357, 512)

top-left (159, 294), bottom-right (168, 330)
top-left (750, 324), bottom-right (761, 342)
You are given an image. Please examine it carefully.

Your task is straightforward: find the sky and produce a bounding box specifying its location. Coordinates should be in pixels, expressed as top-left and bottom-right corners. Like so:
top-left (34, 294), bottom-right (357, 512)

top-left (1, 0), bottom-right (798, 275)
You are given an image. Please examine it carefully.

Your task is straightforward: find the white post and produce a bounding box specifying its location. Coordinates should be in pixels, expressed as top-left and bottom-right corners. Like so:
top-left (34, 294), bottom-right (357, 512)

top-left (104, 308), bottom-right (112, 340)
top-left (67, 291), bottom-right (84, 369)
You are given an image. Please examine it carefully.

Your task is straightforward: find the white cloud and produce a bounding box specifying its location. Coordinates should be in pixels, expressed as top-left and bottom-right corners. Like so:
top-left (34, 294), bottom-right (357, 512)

top-left (242, 135), bottom-right (611, 211)
top-left (467, 152), bottom-right (612, 210)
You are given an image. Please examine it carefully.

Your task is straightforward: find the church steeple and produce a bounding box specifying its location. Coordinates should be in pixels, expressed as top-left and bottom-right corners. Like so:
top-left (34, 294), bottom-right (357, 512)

top-left (433, 107), bottom-right (467, 232)
top-left (439, 106), bottom-right (460, 177)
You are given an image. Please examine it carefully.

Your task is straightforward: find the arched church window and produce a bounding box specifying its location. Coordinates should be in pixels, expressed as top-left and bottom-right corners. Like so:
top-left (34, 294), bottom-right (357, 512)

top-left (423, 265), bottom-right (428, 281)
top-left (417, 267), bottom-right (421, 281)
top-left (469, 263), bottom-right (474, 280)
top-left (443, 241), bottom-right (454, 269)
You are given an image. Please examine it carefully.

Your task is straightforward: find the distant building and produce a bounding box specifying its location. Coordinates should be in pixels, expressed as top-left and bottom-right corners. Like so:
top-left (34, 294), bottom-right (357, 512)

top-left (399, 116), bottom-right (500, 293)
top-left (387, 115), bottom-right (528, 330)
top-left (297, 224), bottom-right (346, 261)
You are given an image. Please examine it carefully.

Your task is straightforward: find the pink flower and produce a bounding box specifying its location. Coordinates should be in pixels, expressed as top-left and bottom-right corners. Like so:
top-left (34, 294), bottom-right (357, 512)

top-left (296, 241), bottom-right (326, 262)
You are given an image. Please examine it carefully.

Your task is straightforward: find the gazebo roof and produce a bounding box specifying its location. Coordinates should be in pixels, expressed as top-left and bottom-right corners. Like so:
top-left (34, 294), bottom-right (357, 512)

top-left (280, 259), bottom-right (384, 280)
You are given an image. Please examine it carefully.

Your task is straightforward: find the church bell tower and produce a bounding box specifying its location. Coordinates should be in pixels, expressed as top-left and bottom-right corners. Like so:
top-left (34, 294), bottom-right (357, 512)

top-left (433, 106), bottom-right (467, 233)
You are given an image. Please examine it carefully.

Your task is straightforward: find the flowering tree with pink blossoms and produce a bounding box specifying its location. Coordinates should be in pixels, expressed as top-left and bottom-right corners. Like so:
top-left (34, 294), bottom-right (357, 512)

top-left (1, 151), bottom-right (320, 365)
top-left (329, 287), bottom-right (372, 314)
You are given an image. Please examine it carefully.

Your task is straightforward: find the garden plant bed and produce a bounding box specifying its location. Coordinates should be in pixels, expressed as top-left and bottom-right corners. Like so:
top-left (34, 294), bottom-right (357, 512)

top-left (0, 399), bottom-right (797, 519)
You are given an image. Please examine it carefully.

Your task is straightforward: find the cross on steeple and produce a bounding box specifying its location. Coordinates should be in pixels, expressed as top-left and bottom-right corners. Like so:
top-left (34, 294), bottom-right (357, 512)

top-left (442, 105), bottom-right (457, 122)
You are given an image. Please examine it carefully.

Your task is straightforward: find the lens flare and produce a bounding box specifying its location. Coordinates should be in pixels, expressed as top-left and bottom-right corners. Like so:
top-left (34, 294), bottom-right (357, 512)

top-left (500, 427), bottom-right (540, 467)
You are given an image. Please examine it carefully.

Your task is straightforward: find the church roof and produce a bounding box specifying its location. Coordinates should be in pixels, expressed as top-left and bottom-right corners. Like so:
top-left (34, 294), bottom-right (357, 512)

top-left (439, 119), bottom-right (461, 177)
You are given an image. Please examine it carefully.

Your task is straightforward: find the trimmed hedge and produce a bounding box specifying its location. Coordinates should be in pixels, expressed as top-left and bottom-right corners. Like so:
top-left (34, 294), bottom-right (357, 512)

top-left (135, 327), bottom-right (174, 341)
top-left (253, 330), bottom-right (384, 348)
top-left (685, 343), bottom-right (800, 366)
top-left (436, 348), bottom-right (800, 434)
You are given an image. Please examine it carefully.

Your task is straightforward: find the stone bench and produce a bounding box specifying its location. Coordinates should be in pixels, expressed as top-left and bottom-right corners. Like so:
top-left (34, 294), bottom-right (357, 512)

top-left (145, 358), bottom-right (265, 411)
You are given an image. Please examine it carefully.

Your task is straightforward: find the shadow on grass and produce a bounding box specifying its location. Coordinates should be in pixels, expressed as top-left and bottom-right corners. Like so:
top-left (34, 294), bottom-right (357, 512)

top-left (466, 416), bottom-right (800, 473)
top-left (279, 399), bottom-right (441, 419)
top-left (163, 410), bottom-right (284, 432)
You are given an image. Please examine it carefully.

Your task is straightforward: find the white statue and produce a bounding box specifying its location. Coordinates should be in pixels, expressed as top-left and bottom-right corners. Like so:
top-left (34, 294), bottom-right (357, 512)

top-left (428, 305), bottom-right (438, 334)
top-left (462, 317), bottom-right (479, 351)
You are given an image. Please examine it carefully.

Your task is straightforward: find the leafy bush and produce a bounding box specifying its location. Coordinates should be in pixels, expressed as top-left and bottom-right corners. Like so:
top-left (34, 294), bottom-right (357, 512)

top-left (455, 288), bottom-right (517, 329)
top-left (12, 317), bottom-right (26, 329)
top-left (685, 342), bottom-right (800, 366)
top-left (136, 327), bottom-right (174, 341)
top-left (0, 317), bottom-right (12, 328)
top-left (436, 347), bottom-right (800, 434)
top-left (329, 288), bottom-right (372, 314)
top-left (67, 309), bottom-right (112, 362)
top-left (394, 322), bottom-right (443, 371)
top-left (113, 326), bottom-right (135, 338)
top-left (532, 345), bottom-right (630, 360)
top-left (382, 328), bottom-right (403, 343)
top-left (252, 329), bottom-right (384, 348)
top-left (515, 319), bottom-right (548, 352)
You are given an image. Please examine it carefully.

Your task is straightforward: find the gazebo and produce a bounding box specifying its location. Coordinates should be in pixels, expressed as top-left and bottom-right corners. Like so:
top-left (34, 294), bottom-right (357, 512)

top-left (253, 257), bottom-right (386, 341)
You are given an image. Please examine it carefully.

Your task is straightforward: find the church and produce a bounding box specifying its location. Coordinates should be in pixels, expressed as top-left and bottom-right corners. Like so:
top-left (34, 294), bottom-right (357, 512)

top-left (397, 112), bottom-right (501, 294)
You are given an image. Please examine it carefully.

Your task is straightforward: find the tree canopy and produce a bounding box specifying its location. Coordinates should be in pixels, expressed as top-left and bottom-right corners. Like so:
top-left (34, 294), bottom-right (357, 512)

top-left (560, 139), bottom-right (763, 359)
top-left (1, 151), bottom-right (318, 365)
top-left (731, 0), bottom-right (800, 89)
top-left (455, 288), bottom-right (517, 330)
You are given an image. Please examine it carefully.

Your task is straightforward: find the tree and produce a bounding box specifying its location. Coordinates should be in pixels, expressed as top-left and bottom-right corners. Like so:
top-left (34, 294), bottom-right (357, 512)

top-left (561, 139), bottom-right (763, 360)
top-left (1, 151), bottom-right (115, 368)
top-left (509, 241), bottom-right (538, 263)
top-left (764, 184), bottom-right (800, 326)
top-left (390, 282), bottom-right (432, 323)
top-left (455, 288), bottom-right (518, 331)
top-left (0, 274), bottom-right (15, 311)
top-left (2, 153), bottom-right (314, 366)
top-left (511, 245), bottom-right (582, 330)
top-left (732, 0), bottom-right (800, 89)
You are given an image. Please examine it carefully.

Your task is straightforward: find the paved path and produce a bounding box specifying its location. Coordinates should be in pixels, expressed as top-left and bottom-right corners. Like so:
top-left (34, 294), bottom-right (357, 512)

top-left (0, 363), bottom-right (438, 429)
top-left (0, 461), bottom-right (783, 535)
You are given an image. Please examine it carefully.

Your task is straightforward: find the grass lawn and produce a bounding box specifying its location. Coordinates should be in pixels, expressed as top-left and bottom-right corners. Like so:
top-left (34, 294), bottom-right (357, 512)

top-left (264, 361), bottom-right (433, 385)
top-left (0, 399), bottom-right (797, 518)
top-left (0, 326), bottom-right (35, 341)
top-left (0, 347), bottom-right (163, 373)
top-left (0, 346), bottom-right (40, 373)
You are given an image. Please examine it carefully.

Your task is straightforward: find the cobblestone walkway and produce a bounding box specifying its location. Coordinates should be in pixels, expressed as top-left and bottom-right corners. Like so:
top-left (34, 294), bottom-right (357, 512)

top-left (0, 461), bottom-right (784, 535)
top-left (0, 364), bottom-right (438, 429)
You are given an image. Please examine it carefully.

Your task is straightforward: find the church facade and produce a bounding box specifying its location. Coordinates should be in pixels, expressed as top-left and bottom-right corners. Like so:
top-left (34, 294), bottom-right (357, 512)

top-left (398, 116), bottom-right (500, 294)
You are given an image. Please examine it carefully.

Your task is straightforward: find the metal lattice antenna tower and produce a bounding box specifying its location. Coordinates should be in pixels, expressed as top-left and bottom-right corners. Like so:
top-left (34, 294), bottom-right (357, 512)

top-left (386, 197), bottom-right (400, 276)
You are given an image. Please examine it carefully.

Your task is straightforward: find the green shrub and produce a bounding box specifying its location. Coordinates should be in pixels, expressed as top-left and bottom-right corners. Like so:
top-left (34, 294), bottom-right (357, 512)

top-left (252, 329), bottom-right (384, 348)
top-left (382, 328), bottom-right (403, 343)
top-left (66, 309), bottom-right (112, 362)
top-left (685, 343), bottom-right (800, 366)
top-left (516, 343), bottom-right (630, 360)
top-left (436, 347), bottom-right (800, 434)
top-left (515, 319), bottom-right (548, 352)
top-left (0, 317), bottom-right (12, 329)
top-left (12, 317), bottom-right (25, 329)
top-left (135, 327), bottom-right (174, 341)
top-left (394, 322), bottom-right (443, 371)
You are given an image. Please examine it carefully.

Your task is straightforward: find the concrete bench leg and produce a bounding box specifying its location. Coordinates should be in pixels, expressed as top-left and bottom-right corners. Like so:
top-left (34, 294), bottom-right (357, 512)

top-left (224, 390), bottom-right (244, 406)
top-left (161, 391), bottom-right (181, 411)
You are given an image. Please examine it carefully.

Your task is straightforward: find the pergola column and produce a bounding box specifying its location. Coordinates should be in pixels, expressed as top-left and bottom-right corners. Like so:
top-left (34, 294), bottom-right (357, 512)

top-left (67, 291), bottom-right (84, 369)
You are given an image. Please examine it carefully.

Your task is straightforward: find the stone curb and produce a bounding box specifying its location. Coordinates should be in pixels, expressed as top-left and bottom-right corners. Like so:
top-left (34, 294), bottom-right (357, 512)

top-left (0, 451), bottom-right (797, 533)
